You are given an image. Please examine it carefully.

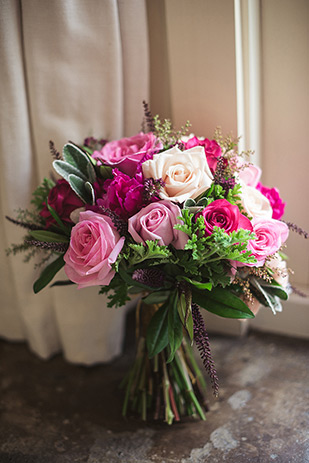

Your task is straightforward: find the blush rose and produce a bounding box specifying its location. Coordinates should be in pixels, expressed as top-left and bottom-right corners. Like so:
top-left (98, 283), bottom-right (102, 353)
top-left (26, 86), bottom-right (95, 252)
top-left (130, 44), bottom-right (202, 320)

top-left (128, 200), bottom-right (187, 249)
top-left (196, 199), bottom-right (253, 236)
top-left (240, 182), bottom-right (273, 218)
top-left (92, 132), bottom-right (161, 177)
top-left (64, 211), bottom-right (125, 288)
top-left (237, 160), bottom-right (262, 187)
top-left (142, 145), bottom-right (213, 203)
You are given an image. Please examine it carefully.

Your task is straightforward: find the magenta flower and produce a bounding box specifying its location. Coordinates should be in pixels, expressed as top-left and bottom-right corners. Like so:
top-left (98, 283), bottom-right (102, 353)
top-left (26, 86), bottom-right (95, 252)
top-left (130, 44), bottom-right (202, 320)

top-left (99, 169), bottom-right (145, 220)
top-left (256, 182), bottom-right (286, 220)
top-left (196, 199), bottom-right (252, 236)
top-left (92, 132), bottom-right (162, 177)
top-left (183, 136), bottom-right (222, 173)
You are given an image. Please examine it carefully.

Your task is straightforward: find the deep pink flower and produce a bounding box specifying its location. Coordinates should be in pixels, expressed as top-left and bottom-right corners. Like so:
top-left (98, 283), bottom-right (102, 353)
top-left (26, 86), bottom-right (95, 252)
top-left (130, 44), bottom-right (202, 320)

top-left (128, 200), bottom-right (188, 249)
top-left (64, 211), bottom-right (125, 288)
top-left (92, 132), bottom-right (162, 177)
top-left (256, 182), bottom-right (286, 220)
top-left (40, 179), bottom-right (84, 228)
top-left (99, 169), bottom-right (145, 220)
top-left (183, 136), bottom-right (222, 173)
top-left (196, 199), bottom-right (252, 236)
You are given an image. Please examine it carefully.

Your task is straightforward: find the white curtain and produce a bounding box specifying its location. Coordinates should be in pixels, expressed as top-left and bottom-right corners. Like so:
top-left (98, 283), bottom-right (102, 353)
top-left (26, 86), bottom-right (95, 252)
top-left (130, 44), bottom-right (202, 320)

top-left (0, 0), bottom-right (149, 363)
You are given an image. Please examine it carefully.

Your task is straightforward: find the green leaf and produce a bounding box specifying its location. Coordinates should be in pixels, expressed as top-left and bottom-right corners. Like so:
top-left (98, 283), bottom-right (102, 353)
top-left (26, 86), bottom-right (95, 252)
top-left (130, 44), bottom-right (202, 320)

top-left (99, 165), bottom-right (113, 179)
top-left (182, 277), bottom-right (212, 291)
top-left (53, 160), bottom-right (87, 182)
top-left (85, 181), bottom-right (95, 204)
top-left (29, 230), bottom-right (69, 243)
top-left (183, 198), bottom-right (196, 208)
top-left (127, 240), bottom-right (172, 266)
top-left (177, 292), bottom-right (193, 340)
top-left (167, 292), bottom-right (183, 363)
top-left (33, 255), bottom-right (65, 293)
top-left (63, 142), bottom-right (96, 182)
top-left (31, 178), bottom-right (55, 211)
top-left (146, 301), bottom-right (169, 358)
top-left (68, 174), bottom-right (93, 204)
top-left (261, 280), bottom-right (289, 301)
top-left (143, 290), bottom-right (170, 305)
top-left (192, 287), bottom-right (255, 319)
top-left (250, 278), bottom-right (282, 314)
top-left (46, 203), bottom-right (71, 236)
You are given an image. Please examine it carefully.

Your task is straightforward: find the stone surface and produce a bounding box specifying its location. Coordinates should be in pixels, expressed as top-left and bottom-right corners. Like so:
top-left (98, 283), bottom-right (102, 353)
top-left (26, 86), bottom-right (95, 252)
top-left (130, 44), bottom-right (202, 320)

top-left (0, 311), bottom-right (308, 463)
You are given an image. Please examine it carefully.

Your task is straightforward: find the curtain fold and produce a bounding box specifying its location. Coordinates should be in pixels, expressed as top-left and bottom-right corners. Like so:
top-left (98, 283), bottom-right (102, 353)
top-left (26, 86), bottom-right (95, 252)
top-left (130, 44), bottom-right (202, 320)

top-left (0, 0), bottom-right (149, 363)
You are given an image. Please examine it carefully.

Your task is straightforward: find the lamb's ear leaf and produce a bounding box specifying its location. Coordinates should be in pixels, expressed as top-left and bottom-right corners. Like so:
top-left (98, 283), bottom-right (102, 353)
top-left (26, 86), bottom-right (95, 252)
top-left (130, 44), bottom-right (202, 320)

top-left (53, 160), bottom-right (87, 182)
top-left (85, 181), bottom-right (95, 205)
top-left (63, 142), bottom-right (96, 182)
top-left (33, 255), bottom-right (65, 293)
top-left (68, 174), bottom-right (92, 204)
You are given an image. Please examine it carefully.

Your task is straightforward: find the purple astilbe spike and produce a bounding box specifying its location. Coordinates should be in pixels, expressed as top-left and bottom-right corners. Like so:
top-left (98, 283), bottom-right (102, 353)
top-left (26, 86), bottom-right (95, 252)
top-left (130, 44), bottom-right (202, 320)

top-left (283, 221), bottom-right (309, 239)
top-left (95, 201), bottom-right (128, 235)
top-left (132, 268), bottom-right (165, 288)
top-left (213, 156), bottom-right (236, 194)
top-left (143, 178), bottom-right (165, 202)
top-left (142, 100), bottom-right (155, 133)
top-left (192, 303), bottom-right (219, 397)
top-left (25, 240), bottom-right (68, 253)
top-left (83, 137), bottom-right (107, 150)
top-left (5, 216), bottom-right (42, 231)
top-left (49, 140), bottom-right (62, 160)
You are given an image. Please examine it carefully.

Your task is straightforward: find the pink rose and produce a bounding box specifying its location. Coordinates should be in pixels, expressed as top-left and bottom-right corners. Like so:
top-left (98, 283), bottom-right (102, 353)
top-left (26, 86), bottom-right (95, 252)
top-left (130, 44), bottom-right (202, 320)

top-left (64, 211), bottom-right (125, 288)
top-left (40, 179), bottom-right (84, 228)
top-left (247, 217), bottom-right (289, 266)
top-left (183, 136), bottom-right (222, 173)
top-left (196, 199), bottom-right (253, 236)
top-left (92, 132), bottom-right (162, 177)
top-left (256, 182), bottom-right (286, 220)
top-left (128, 200), bottom-right (187, 249)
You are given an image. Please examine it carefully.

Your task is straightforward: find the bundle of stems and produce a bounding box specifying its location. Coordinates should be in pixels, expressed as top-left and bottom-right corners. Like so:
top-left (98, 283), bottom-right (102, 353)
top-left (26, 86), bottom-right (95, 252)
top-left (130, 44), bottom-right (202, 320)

top-left (120, 335), bottom-right (208, 425)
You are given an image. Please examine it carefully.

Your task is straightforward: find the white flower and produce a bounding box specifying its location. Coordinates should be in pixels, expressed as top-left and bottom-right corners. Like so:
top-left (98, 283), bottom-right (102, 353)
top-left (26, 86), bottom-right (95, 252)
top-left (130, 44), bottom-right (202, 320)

top-left (240, 182), bottom-right (273, 218)
top-left (238, 162), bottom-right (262, 187)
top-left (267, 254), bottom-right (290, 290)
top-left (142, 146), bottom-right (213, 203)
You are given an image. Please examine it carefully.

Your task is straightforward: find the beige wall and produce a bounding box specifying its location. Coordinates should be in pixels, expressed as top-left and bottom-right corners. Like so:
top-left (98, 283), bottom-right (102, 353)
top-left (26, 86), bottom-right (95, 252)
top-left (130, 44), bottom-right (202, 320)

top-left (147, 0), bottom-right (309, 289)
top-left (147, 0), bottom-right (237, 135)
top-left (261, 0), bottom-right (309, 287)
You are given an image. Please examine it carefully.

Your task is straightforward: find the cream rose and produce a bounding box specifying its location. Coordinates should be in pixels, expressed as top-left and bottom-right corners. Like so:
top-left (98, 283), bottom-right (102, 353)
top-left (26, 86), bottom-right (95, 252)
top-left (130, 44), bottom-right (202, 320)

top-left (240, 182), bottom-right (273, 218)
top-left (142, 146), bottom-right (213, 203)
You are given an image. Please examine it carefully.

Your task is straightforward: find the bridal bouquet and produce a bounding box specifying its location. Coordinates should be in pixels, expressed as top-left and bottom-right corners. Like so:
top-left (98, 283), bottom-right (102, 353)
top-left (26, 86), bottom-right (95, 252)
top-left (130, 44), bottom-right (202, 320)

top-left (7, 103), bottom-right (295, 424)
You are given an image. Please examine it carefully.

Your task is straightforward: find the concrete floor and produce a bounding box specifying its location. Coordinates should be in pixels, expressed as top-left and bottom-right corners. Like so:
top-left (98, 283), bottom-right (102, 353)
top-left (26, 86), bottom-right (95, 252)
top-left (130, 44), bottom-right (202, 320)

top-left (0, 315), bottom-right (308, 463)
